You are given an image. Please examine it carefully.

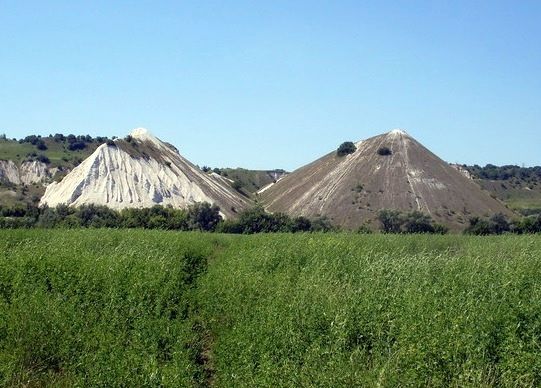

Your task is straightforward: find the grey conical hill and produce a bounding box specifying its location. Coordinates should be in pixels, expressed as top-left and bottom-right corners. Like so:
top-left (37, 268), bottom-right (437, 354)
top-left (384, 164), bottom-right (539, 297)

top-left (261, 129), bottom-right (514, 229)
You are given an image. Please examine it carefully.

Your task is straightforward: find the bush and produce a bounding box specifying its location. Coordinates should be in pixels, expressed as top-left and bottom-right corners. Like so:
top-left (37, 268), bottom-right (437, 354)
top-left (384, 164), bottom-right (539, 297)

top-left (67, 141), bottom-right (86, 151)
top-left (465, 213), bottom-right (511, 235)
top-left (377, 146), bottom-right (392, 156)
top-left (36, 154), bottom-right (50, 164)
top-left (187, 202), bottom-right (222, 232)
top-left (337, 141), bottom-right (356, 156)
top-left (36, 140), bottom-right (48, 150)
top-left (378, 209), bottom-right (403, 233)
top-left (378, 209), bottom-right (447, 234)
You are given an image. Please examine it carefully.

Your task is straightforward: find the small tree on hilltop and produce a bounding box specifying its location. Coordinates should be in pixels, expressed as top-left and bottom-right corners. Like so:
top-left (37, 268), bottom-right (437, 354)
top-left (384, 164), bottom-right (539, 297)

top-left (337, 141), bottom-right (356, 156)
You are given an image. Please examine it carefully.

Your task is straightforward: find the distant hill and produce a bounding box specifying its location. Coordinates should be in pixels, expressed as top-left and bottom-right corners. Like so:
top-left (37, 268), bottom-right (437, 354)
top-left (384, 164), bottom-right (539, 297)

top-left (461, 164), bottom-right (541, 215)
top-left (40, 128), bottom-right (249, 218)
top-left (260, 129), bottom-right (514, 230)
top-left (206, 167), bottom-right (287, 197)
top-left (0, 134), bottom-right (108, 207)
top-left (1, 130), bottom-right (539, 224)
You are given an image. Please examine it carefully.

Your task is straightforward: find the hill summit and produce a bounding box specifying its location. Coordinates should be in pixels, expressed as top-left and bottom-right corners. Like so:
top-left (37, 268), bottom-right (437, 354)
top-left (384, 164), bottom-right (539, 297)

top-left (261, 129), bottom-right (514, 229)
top-left (40, 128), bottom-right (248, 218)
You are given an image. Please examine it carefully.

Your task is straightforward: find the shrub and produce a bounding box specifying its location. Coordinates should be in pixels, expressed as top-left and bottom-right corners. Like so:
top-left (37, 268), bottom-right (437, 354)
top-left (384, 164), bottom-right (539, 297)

top-left (36, 140), bottom-right (48, 150)
top-left (465, 213), bottom-right (511, 235)
top-left (337, 141), bottom-right (356, 156)
top-left (378, 209), bottom-right (447, 234)
top-left (36, 154), bottom-right (50, 164)
top-left (377, 146), bottom-right (392, 156)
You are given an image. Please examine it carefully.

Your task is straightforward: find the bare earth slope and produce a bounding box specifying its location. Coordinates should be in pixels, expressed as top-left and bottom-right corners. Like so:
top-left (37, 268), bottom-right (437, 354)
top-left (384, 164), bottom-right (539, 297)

top-left (40, 128), bottom-right (248, 218)
top-left (262, 129), bottom-right (514, 230)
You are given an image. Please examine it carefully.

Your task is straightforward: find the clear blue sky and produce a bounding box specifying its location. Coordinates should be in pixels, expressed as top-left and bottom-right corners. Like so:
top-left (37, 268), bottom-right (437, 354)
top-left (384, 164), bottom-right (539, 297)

top-left (1, 1), bottom-right (539, 170)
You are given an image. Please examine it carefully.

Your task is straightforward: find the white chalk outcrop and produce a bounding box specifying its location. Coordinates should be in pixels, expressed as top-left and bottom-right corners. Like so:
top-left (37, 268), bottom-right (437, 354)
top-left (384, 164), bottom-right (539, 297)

top-left (40, 128), bottom-right (248, 218)
top-left (0, 160), bottom-right (56, 185)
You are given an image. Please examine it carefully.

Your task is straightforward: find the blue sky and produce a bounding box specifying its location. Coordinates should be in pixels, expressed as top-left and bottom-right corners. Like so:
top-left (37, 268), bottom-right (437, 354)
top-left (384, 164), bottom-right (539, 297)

top-left (1, 1), bottom-right (539, 170)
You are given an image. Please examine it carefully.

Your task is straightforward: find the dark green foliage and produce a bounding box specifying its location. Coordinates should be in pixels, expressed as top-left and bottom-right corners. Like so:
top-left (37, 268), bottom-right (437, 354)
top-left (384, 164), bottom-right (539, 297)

top-left (465, 213), bottom-right (512, 235)
top-left (218, 207), bottom-right (331, 234)
top-left (465, 164), bottom-right (541, 181)
top-left (219, 206), bottom-right (289, 233)
top-left (377, 146), bottom-right (392, 156)
top-left (512, 214), bottom-right (541, 234)
top-left (378, 209), bottom-right (448, 234)
top-left (105, 139), bottom-right (116, 146)
top-left (378, 209), bottom-right (403, 233)
top-left (186, 202), bottom-right (222, 231)
top-left (336, 141), bottom-right (356, 156)
top-left (231, 180), bottom-right (243, 192)
top-left (67, 141), bottom-right (86, 151)
top-left (309, 215), bottom-right (336, 232)
top-left (36, 140), bottom-right (47, 151)
top-left (36, 154), bottom-right (50, 164)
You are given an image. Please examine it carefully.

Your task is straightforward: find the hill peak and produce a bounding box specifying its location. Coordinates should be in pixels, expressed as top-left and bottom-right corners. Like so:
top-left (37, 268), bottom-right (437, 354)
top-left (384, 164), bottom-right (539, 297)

top-left (387, 128), bottom-right (408, 136)
top-left (128, 127), bottom-right (168, 150)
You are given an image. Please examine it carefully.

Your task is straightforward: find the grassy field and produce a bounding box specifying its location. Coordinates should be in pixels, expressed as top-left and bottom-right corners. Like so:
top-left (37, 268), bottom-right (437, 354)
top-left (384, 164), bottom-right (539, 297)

top-left (1, 230), bottom-right (540, 387)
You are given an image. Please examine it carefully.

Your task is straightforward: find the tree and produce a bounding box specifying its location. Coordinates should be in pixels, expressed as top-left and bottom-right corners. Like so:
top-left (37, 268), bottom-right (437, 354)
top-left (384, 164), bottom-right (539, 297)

top-left (337, 141), bottom-right (356, 156)
top-left (402, 211), bottom-right (435, 233)
top-left (489, 213), bottom-right (510, 234)
top-left (378, 209), bottom-right (403, 233)
top-left (187, 202), bottom-right (222, 231)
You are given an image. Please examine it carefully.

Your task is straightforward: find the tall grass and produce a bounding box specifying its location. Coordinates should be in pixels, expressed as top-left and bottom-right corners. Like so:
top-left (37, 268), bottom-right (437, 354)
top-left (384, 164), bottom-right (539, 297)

top-left (200, 234), bottom-right (541, 387)
top-left (0, 229), bottom-right (221, 387)
top-left (1, 230), bottom-right (540, 386)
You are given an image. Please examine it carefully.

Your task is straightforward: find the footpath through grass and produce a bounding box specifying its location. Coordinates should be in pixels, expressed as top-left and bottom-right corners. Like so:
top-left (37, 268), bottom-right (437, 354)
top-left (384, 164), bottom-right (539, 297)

top-left (1, 230), bottom-right (540, 387)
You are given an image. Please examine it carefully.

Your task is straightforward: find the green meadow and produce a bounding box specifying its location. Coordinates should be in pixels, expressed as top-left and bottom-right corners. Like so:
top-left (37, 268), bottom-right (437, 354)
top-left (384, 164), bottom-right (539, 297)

top-left (1, 230), bottom-right (540, 387)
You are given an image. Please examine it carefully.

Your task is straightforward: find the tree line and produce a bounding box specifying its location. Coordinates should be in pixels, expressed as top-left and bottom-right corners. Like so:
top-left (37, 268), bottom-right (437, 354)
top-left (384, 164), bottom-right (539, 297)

top-left (0, 203), bottom-right (336, 233)
top-left (465, 164), bottom-right (541, 181)
top-left (1, 203), bottom-right (539, 234)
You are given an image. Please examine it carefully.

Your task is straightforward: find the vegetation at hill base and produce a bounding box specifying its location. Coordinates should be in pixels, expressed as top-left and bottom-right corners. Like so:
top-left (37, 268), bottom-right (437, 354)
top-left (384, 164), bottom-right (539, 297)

top-left (1, 202), bottom-right (541, 235)
top-left (1, 230), bottom-right (541, 386)
top-left (377, 209), bottom-right (448, 234)
top-left (0, 203), bottom-right (336, 233)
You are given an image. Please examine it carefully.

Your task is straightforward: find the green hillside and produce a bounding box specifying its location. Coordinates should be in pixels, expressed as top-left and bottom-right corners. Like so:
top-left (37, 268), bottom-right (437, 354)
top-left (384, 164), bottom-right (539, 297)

top-left (0, 134), bottom-right (110, 206)
top-left (1, 230), bottom-right (540, 386)
top-left (0, 134), bottom-right (107, 168)
top-left (205, 167), bottom-right (287, 197)
top-left (463, 165), bottom-right (541, 215)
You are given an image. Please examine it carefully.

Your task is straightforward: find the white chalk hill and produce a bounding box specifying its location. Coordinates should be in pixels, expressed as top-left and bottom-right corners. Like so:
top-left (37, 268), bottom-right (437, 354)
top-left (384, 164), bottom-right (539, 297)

top-left (40, 128), bottom-right (248, 218)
